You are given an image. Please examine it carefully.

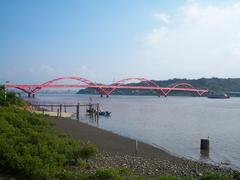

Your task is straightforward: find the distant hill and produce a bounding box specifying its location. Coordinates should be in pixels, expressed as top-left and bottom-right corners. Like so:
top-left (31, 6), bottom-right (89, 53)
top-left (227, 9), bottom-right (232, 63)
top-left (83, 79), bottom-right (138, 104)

top-left (77, 78), bottom-right (240, 97)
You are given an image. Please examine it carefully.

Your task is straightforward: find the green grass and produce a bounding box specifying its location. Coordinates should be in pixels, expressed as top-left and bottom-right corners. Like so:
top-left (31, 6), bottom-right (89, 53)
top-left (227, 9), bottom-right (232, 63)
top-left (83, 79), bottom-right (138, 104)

top-left (0, 106), bottom-right (97, 179)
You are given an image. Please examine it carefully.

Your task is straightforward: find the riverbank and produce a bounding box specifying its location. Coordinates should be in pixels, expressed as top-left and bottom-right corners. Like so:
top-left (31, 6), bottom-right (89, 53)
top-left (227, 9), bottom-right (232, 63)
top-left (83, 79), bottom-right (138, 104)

top-left (46, 116), bottom-right (237, 178)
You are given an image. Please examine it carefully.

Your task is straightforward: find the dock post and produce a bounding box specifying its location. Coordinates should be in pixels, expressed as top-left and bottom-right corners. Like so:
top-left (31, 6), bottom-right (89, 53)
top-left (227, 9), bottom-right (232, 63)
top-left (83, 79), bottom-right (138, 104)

top-left (89, 103), bottom-right (93, 118)
top-left (64, 104), bottom-right (66, 113)
top-left (96, 103), bottom-right (99, 120)
top-left (51, 104), bottom-right (53, 112)
top-left (200, 138), bottom-right (209, 150)
top-left (76, 103), bottom-right (80, 120)
top-left (135, 140), bottom-right (138, 156)
top-left (60, 104), bottom-right (62, 117)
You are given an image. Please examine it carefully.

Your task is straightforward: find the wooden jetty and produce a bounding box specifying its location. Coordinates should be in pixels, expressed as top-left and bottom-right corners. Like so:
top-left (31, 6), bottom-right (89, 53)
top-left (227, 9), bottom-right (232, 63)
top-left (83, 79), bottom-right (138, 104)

top-left (31, 103), bottom-right (100, 120)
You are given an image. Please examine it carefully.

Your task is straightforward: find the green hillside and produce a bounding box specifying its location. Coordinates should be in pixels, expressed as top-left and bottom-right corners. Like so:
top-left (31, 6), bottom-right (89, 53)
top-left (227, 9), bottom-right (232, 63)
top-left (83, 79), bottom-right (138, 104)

top-left (77, 78), bottom-right (240, 97)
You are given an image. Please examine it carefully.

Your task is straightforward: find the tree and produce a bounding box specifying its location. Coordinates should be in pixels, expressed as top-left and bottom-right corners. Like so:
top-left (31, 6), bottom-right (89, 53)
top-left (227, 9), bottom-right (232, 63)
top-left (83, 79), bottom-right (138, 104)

top-left (0, 85), bottom-right (6, 105)
top-left (79, 143), bottom-right (97, 162)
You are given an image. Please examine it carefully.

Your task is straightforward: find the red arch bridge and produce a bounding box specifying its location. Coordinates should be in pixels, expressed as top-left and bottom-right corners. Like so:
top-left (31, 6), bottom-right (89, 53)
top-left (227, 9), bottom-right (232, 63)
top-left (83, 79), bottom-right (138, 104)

top-left (5, 76), bottom-right (208, 97)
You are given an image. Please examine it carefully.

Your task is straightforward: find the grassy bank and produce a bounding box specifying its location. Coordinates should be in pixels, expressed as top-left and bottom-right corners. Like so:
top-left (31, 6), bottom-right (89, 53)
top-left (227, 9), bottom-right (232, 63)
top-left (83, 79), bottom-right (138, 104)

top-left (0, 106), bottom-right (99, 179)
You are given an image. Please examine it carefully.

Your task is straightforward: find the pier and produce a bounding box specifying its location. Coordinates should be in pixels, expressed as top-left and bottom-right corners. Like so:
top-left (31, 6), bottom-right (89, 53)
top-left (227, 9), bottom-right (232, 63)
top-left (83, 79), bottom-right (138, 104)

top-left (30, 103), bottom-right (100, 121)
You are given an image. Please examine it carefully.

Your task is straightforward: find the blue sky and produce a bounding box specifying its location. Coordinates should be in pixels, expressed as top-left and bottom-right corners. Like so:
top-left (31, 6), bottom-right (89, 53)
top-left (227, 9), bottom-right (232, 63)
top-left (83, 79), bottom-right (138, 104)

top-left (1, 0), bottom-right (240, 84)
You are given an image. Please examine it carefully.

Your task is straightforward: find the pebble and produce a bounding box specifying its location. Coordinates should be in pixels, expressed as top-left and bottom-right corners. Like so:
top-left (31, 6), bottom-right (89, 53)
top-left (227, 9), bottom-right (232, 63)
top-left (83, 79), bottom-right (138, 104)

top-left (88, 151), bottom-right (238, 178)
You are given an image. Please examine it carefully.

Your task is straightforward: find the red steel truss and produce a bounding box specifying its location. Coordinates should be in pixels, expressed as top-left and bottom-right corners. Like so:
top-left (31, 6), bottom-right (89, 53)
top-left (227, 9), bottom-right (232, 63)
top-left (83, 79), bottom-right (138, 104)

top-left (5, 76), bottom-right (208, 97)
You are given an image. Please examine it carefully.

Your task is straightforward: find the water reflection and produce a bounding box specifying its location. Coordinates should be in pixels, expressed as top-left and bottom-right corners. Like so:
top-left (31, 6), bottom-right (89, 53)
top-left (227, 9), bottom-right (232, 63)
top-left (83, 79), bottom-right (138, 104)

top-left (200, 149), bottom-right (210, 159)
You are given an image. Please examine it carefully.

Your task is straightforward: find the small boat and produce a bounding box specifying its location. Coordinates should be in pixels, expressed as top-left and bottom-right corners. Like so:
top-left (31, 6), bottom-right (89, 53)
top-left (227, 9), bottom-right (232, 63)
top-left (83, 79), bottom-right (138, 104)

top-left (86, 108), bottom-right (111, 116)
top-left (86, 109), bottom-right (95, 113)
top-left (208, 92), bottom-right (230, 99)
top-left (98, 111), bottom-right (111, 116)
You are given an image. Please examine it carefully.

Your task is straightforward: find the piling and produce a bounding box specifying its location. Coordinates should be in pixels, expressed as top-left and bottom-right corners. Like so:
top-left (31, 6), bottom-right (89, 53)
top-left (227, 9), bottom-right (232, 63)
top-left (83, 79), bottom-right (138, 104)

top-left (200, 149), bottom-right (209, 158)
top-left (96, 103), bottom-right (99, 120)
top-left (51, 104), bottom-right (53, 112)
top-left (59, 104), bottom-right (62, 117)
top-left (200, 138), bottom-right (209, 150)
top-left (76, 103), bottom-right (80, 120)
top-left (89, 103), bottom-right (93, 118)
top-left (135, 140), bottom-right (138, 155)
top-left (64, 104), bottom-right (66, 112)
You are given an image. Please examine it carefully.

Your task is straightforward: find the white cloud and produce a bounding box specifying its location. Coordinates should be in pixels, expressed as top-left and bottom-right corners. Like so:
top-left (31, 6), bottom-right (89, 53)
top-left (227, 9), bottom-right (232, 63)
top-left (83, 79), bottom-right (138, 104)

top-left (39, 64), bottom-right (55, 74)
top-left (25, 64), bottom-right (96, 82)
top-left (79, 65), bottom-right (89, 75)
top-left (146, 27), bottom-right (169, 45)
top-left (75, 65), bottom-right (96, 79)
top-left (141, 2), bottom-right (240, 78)
top-left (153, 12), bottom-right (171, 23)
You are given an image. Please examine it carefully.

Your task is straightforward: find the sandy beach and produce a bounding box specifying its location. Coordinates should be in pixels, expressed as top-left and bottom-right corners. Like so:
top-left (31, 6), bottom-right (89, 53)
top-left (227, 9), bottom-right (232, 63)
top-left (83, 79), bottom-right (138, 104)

top-left (32, 110), bottom-right (74, 118)
top-left (46, 116), bottom-right (237, 178)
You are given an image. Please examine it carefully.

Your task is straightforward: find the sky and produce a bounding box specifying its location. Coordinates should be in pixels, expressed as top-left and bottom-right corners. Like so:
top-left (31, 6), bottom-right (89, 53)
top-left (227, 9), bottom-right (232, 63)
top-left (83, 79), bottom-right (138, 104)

top-left (1, 0), bottom-right (240, 84)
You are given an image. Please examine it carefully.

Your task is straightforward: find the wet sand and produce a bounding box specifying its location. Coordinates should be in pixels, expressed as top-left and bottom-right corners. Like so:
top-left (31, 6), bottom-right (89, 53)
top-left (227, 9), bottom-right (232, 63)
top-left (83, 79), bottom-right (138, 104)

top-left (46, 116), bottom-right (236, 177)
top-left (46, 116), bottom-right (175, 160)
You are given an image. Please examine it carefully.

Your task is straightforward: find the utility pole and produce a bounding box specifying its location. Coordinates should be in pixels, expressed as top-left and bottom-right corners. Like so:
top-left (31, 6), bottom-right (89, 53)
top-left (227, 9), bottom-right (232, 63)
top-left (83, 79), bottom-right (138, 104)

top-left (5, 81), bottom-right (10, 101)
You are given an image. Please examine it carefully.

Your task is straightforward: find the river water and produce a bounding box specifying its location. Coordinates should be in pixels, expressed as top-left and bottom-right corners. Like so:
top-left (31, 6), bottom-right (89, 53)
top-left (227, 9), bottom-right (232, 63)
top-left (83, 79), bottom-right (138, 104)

top-left (27, 94), bottom-right (240, 169)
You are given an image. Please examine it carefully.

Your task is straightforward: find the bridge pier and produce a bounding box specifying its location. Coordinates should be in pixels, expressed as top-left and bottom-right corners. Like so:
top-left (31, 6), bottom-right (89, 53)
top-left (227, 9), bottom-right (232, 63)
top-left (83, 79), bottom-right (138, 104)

top-left (100, 94), bottom-right (109, 98)
top-left (27, 93), bottom-right (35, 98)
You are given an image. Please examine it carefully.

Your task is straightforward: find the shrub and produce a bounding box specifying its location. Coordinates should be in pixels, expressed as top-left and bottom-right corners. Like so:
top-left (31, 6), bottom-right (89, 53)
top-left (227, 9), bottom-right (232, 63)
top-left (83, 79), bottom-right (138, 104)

top-left (200, 173), bottom-right (230, 180)
top-left (233, 171), bottom-right (240, 180)
top-left (79, 143), bottom-right (98, 162)
top-left (158, 176), bottom-right (180, 180)
top-left (94, 168), bottom-right (124, 180)
top-left (0, 87), bottom-right (27, 107)
top-left (0, 106), bottom-right (94, 179)
top-left (77, 158), bottom-right (87, 169)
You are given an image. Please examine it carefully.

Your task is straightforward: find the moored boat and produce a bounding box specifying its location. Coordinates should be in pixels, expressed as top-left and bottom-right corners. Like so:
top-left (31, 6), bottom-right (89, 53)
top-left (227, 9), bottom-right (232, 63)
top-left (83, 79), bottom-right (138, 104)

top-left (208, 92), bottom-right (230, 99)
top-left (98, 111), bottom-right (111, 116)
top-left (86, 108), bottom-right (111, 116)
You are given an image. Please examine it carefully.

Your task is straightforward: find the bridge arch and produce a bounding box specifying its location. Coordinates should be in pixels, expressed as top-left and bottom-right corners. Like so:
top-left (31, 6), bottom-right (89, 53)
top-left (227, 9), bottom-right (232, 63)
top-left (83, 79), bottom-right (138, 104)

top-left (5, 77), bottom-right (208, 97)
top-left (15, 86), bottom-right (34, 94)
top-left (105, 77), bottom-right (166, 96)
top-left (30, 76), bottom-right (108, 95)
top-left (165, 83), bottom-right (206, 96)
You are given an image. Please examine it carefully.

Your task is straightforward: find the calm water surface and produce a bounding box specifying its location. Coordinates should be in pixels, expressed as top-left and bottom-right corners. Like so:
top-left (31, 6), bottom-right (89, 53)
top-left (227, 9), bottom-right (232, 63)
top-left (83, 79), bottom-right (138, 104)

top-left (28, 94), bottom-right (240, 169)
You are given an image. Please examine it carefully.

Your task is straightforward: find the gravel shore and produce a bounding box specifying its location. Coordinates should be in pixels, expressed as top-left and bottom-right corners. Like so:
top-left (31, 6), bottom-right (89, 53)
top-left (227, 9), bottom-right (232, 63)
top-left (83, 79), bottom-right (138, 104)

top-left (46, 116), bottom-right (238, 178)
